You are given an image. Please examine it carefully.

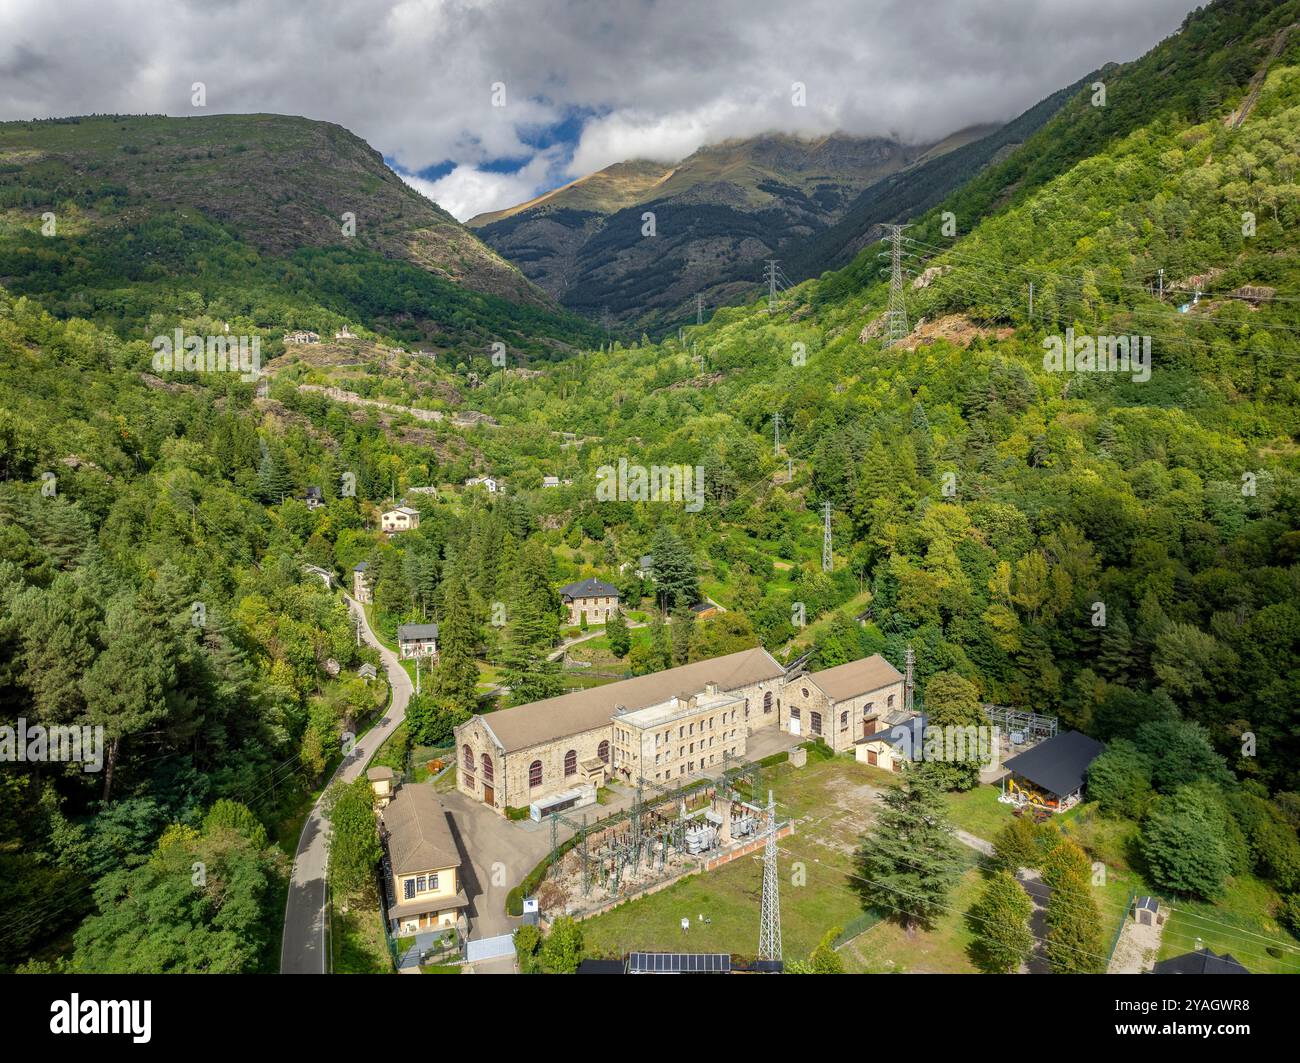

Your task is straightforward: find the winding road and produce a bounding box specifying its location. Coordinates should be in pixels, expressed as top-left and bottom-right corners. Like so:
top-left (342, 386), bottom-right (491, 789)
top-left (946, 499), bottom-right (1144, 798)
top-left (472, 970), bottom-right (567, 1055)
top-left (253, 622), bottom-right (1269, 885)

top-left (280, 594), bottom-right (413, 974)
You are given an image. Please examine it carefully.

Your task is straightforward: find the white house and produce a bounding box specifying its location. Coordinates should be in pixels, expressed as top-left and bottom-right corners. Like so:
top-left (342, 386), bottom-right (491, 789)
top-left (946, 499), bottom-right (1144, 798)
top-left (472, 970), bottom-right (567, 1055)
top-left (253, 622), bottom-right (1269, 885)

top-left (353, 561), bottom-right (373, 603)
top-left (397, 623), bottom-right (439, 660)
top-left (464, 476), bottom-right (500, 493)
top-left (381, 506), bottom-right (421, 533)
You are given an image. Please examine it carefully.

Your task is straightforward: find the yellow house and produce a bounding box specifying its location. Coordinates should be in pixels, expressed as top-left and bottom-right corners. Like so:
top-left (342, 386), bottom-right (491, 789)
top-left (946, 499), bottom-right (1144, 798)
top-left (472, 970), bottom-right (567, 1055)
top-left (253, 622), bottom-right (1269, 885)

top-left (379, 784), bottom-right (468, 935)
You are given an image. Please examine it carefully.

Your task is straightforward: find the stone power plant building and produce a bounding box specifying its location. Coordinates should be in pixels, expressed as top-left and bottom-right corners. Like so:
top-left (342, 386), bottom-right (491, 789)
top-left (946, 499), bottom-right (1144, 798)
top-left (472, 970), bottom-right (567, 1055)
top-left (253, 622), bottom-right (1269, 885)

top-left (452, 647), bottom-right (785, 810)
top-left (454, 647), bottom-right (905, 816)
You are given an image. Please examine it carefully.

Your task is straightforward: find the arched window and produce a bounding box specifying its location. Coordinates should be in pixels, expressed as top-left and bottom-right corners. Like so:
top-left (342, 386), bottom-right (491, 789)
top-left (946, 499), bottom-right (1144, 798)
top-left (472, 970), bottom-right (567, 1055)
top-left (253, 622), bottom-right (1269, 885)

top-left (763, 691), bottom-right (773, 714)
top-left (840, 710), bottom-right (848, 729)
top-left (529, 760), bottom-right (543, 787)
top-left (811, 711), bottom-right (822, 735)
top-left (564, 750), bottom-right (577, 776)
top-left (801, 687), bottom-right (809, 699)
top-left (481, 753), bottom-right (494, 783)
top-left (887, 694), bottom-right (895, 708)
top-left (598, 740), bottom-right (610, 763)
top-left (462, 744), bottom-right (473, 773)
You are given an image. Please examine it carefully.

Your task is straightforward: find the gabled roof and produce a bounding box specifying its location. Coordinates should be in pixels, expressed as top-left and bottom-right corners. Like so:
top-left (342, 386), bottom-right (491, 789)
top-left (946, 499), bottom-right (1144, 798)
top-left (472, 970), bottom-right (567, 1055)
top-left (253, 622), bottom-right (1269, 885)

top-left (380, 785), bottom-right (460, 875)
top-left (1152, 948), bottom-right (1250, 975)
top-left (857, 714), bottom-right (928, 759)
top-left (805, 654), bottom-right (903, 702)
top-left (470, 646), bottom-right (785, 753)
top-left (1002, 730), bottom-right (1105, 797)
top-left (386, 505), bottom-right (419, 517)
top-left (397, 623), bottom-right (439, 641)
top-left (560, 577), bottom-right (619, 599)
top-left (353, 560), bottom-right (369, 571)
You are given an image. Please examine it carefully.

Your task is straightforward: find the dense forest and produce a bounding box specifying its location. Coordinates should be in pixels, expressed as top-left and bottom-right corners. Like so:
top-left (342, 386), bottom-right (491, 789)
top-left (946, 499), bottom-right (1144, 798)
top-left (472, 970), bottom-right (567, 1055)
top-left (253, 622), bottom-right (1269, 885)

top-left (1, 0), bottom-right (1299, 971)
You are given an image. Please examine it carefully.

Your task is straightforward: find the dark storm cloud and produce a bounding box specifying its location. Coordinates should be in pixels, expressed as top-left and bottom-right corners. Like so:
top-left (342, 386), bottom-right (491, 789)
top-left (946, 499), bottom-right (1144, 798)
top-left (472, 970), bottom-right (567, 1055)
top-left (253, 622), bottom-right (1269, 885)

top-left (0, 0), bottom-right (1198, 218)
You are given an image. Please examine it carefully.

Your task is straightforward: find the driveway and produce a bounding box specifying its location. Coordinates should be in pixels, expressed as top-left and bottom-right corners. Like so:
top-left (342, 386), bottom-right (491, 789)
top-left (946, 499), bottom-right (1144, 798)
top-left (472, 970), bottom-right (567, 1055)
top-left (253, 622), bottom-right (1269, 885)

top-left (280, 594), bottom-right (413, 974)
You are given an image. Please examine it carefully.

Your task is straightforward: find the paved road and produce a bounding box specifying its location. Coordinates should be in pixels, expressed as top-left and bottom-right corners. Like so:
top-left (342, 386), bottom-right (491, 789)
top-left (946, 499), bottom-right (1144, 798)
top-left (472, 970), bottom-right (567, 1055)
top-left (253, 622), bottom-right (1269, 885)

top-left (280, 594), bottom-right (413, 974)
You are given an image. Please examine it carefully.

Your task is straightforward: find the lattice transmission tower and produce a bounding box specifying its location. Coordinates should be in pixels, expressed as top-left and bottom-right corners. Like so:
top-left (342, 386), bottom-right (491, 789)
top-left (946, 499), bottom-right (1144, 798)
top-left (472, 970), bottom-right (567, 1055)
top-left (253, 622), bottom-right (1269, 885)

top-left (879, 224), bottom-right (912, 349)
top-left (758, 789), bottom-right (782, 965)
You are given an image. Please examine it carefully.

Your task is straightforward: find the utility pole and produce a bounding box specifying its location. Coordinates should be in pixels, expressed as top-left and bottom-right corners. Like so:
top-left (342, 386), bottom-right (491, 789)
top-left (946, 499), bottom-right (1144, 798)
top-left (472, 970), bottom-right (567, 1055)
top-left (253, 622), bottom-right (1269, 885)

top-left (764, 259), bottom-right (783, 314)
top-left (904, 645), bottom-right (915, 715)
top-left (696, 293), bottom-right (704, 325)
top-left (1157, 267), bottom-right (1164, 302)
top-left (758, 789), bottom-right (782, 966)
top-left (822, 501), bottom-right (832, 573)
top-left (879, 224), bottom-right (911, 349)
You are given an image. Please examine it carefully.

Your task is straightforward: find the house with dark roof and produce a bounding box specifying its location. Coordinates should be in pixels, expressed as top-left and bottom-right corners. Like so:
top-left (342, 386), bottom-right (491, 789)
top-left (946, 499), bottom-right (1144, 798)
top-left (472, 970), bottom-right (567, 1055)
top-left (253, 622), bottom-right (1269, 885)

top-left (378, 784), bottom-right (467, 935)
top-left (856, 714), bottom-right (928, 772)
top-left (559, 577), bottom-right (620, 626)
top-left (782, 655), bottom-right (906, 753)
top-left (1000, 729), bottom-right (1105, 813)
top-left (352, 560), bottom-right (372, 603)
top-left (303, 485), bottom-right (324, 510)
top-left (397, 622), bottom-right (439, 660)
top-left (1152, 947), bottom-right (1250, 975)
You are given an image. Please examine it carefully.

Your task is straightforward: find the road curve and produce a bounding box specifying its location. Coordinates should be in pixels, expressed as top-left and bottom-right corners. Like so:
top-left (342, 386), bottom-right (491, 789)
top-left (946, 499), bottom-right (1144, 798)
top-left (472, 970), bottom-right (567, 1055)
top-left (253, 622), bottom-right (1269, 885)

top-left (280, 595), bottom-right (414, 973)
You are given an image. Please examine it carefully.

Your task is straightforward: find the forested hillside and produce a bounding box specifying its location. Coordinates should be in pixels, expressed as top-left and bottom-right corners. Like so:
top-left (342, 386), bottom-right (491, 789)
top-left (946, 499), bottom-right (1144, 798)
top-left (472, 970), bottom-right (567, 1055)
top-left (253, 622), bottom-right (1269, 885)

top-left (0, 114), bottom-right (599, 361)
top-left (1, 0), bottom-right (1299, 973)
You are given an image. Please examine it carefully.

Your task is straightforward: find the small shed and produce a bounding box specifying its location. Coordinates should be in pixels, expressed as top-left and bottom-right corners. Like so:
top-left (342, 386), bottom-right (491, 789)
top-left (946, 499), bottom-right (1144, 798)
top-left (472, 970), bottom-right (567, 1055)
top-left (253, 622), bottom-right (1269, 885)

top-left (367, 765), bottom-right (395, 805)
top-left (1133, 895), bottom-right (1166, 927)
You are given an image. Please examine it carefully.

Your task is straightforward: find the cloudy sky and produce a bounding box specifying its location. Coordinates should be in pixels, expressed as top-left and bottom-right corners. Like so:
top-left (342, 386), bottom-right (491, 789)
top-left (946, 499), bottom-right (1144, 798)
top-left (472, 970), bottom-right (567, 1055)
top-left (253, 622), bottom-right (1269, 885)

top-left (0, 0), bottom-right (1198, 220)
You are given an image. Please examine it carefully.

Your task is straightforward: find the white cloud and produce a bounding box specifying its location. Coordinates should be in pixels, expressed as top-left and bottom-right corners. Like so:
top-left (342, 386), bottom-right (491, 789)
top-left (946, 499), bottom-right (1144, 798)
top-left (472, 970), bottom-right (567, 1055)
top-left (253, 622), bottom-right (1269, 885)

top-left (0, 0), bottom-right (1199, 219)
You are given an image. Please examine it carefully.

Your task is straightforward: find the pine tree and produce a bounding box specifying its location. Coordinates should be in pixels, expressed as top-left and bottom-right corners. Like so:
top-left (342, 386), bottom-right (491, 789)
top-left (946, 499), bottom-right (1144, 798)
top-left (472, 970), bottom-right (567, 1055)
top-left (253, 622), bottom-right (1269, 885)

top-left (968, 870), bottom-right (1035, 973)
top-left (1045, 866), bottom-right (1105, 973)
top-left (649, 525), bottom-right (698, 610)
top-left (606, 607), bottom-right (631, 659)
top-left (431, 576), bottom-right (482, 713)
top-left (852, 764), bottom-right (965, 931)
top-left (670, 603), bottom-right (695, 666)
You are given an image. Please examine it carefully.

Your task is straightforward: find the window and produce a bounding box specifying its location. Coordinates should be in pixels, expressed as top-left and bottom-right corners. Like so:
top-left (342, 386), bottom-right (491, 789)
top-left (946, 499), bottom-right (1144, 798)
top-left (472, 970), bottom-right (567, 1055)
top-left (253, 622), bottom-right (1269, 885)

top-left (864, 701), bottom-right (874, 716)
top-left (416, 876), bottom-right (426, 891)
top-left (529, 760), bottom-right (543, 787)
top-left (887, 694), bottom-right (895, 708)
top-left (801, 687), bottom-right (809, 698)
top-left (598, 740), bottom-right (610, 763)
top-left (840, 711), bottom-right (848, 729)
top-left (481, 753), bottom-right (494, 783)
top-left (403, 879), bottom-right (415, 900)
top-left (763, 691), bottom-right (773, 714)
top-left (811, 711), bottom-right (822, 735)
top-left (462, 744), bottom-right (473, 773)
top-left (564, 749), bottom-right (577, 776)
top-left (429, 873), bottom-right (439, 891)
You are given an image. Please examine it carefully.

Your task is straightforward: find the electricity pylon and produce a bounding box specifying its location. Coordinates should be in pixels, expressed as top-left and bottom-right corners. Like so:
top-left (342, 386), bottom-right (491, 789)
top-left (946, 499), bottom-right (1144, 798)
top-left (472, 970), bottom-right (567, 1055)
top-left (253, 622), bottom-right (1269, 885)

top-left (822, 501), bottom-right (832, 573)
top-left (879, 224), bottom-right (911, 349)
top-left (758, 789), bottom-right (782, 965)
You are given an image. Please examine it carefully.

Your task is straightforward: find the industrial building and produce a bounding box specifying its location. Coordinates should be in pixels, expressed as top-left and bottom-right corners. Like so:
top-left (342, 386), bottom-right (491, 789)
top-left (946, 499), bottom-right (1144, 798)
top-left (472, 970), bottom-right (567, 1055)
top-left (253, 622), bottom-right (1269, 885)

top-left (454, 646), bottom-right (786, 816)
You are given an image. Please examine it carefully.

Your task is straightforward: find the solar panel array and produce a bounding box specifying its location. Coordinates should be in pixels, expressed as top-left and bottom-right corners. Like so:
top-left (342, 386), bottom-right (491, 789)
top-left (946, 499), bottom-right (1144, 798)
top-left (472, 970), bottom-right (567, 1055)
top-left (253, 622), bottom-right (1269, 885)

top-left (626, 952), bottom-right (731, 974)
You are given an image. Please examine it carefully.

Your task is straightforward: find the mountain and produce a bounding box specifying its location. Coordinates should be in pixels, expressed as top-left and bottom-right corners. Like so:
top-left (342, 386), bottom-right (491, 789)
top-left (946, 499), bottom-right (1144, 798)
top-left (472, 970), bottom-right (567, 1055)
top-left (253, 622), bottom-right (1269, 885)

top-left (467, 131), bottom-right (968, 331)
top-left (0, 113), bottom-right (598, 359)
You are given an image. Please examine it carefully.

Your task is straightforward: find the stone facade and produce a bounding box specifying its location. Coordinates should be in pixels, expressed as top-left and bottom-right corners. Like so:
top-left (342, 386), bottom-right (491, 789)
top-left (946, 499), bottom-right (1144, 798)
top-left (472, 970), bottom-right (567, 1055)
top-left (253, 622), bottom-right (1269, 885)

top-left (781, 674), bottom-right (905, 753)
top-left (610, 685), bottom-right (747, 784)
top-left (456, 715), bottom-right (609, 815)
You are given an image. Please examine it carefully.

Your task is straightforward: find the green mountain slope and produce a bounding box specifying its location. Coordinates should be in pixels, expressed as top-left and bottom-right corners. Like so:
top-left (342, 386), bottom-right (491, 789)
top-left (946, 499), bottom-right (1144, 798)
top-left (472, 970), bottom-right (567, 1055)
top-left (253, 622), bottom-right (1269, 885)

top-left (0, 113), bottom-right (599, 360)
top-left (468, 132), bottom-right (954, 332)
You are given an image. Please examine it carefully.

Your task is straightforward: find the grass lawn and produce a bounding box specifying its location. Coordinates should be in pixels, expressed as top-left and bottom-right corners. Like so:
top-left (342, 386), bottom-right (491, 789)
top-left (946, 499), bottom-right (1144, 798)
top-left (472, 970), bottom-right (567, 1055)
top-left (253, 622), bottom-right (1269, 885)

top-left (839, 867), bottom-right (983, 973)
top-left (1156, 875), bottom-right (1300, 974)
top-left (332, 893), bottom-right (393, 974)
top-left (943, 783), bottom-right (1017, 841)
